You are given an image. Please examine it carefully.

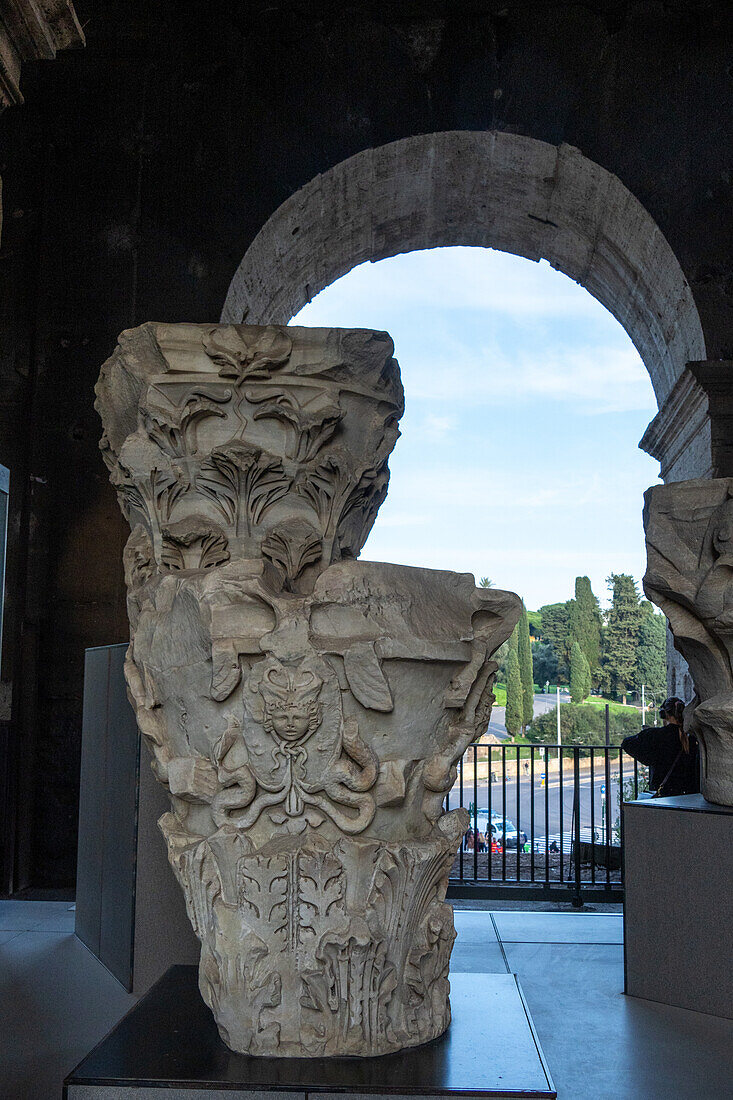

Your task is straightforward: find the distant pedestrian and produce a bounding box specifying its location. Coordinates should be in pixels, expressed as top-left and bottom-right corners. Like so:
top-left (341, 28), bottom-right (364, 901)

top-left (621, 697), bottom-right (699, 797)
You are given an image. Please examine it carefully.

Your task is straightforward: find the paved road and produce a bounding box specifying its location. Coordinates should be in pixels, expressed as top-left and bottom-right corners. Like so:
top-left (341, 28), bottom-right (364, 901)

top-left (449, 768), bottom-right (631, 843)
top-left (487, 691), bottom-right (571, 739)
top-left (474, 691), bottom-right (643, 841)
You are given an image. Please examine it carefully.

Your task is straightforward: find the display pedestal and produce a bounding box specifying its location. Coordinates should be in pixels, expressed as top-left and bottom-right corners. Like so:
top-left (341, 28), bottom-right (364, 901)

top-left (623, 794), bottom-right (733, 1019)
top-left (64, 968), bottom-right (555, 1099)
top-left (75, 644), bottom-right (199, 993)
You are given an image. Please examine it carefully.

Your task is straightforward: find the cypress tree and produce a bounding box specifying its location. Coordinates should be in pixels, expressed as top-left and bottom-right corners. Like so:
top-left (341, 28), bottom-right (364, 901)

top-left (603, 574), bottom-right (645, 704)
top-left (518, 604), bottom-right (534, 730)
top-left (569, 576), bottom-right (603, 687)
top-left (635, 613), bottom-right (667, 699)
top-left (505, 632), bottom-right (523, 738)
top-left (581, 647), bottom-right (592, 700)
top-left (570, 641), bottom-right (588, 703)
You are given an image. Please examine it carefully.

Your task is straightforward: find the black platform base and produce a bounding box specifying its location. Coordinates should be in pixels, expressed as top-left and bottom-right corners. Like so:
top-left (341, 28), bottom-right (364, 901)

top-left (64, 966), bottom-right (555, 1099)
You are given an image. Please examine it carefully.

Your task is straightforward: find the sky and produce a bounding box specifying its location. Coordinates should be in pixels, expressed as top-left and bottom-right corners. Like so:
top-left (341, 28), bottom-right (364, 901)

top-left (291, 247), bottom-right (661, 611)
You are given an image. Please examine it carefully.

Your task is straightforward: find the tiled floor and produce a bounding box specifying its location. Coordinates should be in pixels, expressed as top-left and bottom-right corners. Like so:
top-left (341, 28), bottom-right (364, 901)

top-left (0, 902), bottom-right (136, 1100)
top-left (1, 901), bottom-right (732, 1099)
top-left (451, 910), bottom-right (733, 1100)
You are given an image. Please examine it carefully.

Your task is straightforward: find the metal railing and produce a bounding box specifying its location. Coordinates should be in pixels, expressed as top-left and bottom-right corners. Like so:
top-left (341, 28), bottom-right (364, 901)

top-left (445, 743), bottom-right (645, 904)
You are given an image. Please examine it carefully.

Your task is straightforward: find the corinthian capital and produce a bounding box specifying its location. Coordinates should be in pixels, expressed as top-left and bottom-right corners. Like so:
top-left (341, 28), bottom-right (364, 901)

top-left (644, 478), bottom-right (733, 805)
top-left (97, 322), bottom-right (521, 1056)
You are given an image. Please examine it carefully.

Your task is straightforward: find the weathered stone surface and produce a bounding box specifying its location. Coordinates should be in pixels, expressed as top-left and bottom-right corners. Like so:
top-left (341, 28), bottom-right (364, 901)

top-left (97, 322), bottom-right (521, 1056)
top-left (0, 0), bottom-right (83, 110)
top-left (644, 479), bottom-right (733, 806)
top-left (220, 131), bottom-right (706, 412)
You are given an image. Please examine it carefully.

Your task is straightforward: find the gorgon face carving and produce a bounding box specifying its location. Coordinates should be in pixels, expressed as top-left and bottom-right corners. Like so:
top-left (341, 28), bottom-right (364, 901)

top-left (259, 663), bottom-right (323, 744)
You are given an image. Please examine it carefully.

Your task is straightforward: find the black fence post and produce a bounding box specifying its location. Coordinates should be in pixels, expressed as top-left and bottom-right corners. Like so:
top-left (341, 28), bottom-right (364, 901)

top-left (572, 748), bottom-right (582, 907)
top-left (446, 740), bottom-right (624, 903)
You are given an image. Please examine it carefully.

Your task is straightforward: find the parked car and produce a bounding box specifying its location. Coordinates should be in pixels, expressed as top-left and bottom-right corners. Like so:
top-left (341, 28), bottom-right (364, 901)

top-left (472, 811), bottom-right (527, 850)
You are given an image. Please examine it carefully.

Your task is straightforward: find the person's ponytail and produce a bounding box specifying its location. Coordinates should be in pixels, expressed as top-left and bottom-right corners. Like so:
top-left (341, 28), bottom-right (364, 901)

top-left (661, 696), bottom-right (688, 751)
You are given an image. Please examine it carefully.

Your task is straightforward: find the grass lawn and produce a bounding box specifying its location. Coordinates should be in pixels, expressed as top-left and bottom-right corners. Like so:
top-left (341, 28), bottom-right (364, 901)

top-left (492, 683), bottom-right (542, 708)
top-left (585, 695), bottom-right (642, 713)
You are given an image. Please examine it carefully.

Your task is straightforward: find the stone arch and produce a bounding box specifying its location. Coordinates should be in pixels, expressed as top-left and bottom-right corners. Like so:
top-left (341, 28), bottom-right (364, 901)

top-left (222, 130), bottom-right (705, 408)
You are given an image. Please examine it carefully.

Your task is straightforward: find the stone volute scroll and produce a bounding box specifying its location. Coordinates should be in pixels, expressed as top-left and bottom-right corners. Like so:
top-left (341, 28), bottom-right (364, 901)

top-left (96, 322), bottom-right (522, 1058)
top-left (644, 478), bottom-right (733, 806)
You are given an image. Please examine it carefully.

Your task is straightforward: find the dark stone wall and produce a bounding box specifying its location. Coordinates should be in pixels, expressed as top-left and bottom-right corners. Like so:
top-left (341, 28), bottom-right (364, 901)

top-left (0, 0), bottom-right (731, 887)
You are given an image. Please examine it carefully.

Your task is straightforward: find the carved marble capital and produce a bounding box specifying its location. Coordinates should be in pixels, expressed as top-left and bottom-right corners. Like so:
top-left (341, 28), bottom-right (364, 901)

top-left (644, 478), bottom-right (733, 805)
top-left (97, 323), bottom-right (522, 1056)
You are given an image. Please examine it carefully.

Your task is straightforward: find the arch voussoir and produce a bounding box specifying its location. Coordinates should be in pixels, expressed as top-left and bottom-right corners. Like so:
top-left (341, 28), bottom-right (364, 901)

top-left (222, 130), bottom-right (705, 409)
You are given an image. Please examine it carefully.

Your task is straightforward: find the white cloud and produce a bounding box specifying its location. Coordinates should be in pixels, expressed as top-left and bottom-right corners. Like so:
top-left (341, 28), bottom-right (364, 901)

top-left (400, 339), bottom-right (653, 415)
top-left (297, 247), bottom-right (607, 322)
top-left (419, 414), bottom-right (456, 440)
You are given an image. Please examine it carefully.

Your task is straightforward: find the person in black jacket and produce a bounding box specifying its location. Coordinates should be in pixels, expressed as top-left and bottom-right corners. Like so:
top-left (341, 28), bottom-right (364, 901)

top-left (621, 697), bottom-right (700, 797)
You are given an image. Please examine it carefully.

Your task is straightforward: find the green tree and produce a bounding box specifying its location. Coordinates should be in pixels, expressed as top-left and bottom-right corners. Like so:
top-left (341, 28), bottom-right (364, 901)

top-left (569, 576), bottom-right (603, 687)
top-left (539, 601), bottom-right (572, 679)
top-left (603, 574), bottom-right (645, 703)
top-left (527, 610), bottom-right (542, 639)
top-left (517, 605), bottom-right (534, 730)
top-left (494, 638), bottom-right (510, 682)
top-left (635, 612), bottom-right (667, 700)
top-left (479, 577), bottom-right (494, 588)
top-left (532, 641), bottom-right (558, 688)
top-left (570, 641), bottom-right (591, 703)
top-left (505, 634), bottom-right (523, 738)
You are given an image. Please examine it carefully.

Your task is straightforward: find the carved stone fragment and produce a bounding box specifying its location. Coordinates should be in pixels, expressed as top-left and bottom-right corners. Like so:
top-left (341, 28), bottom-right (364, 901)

top-left (97, 322), bottom-right (522, 1056)
top-left (644, 478), bottom-right (733, 805)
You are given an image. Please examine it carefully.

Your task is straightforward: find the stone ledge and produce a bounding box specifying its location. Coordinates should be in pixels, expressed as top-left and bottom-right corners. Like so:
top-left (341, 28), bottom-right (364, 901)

top-left (639, 365), bottom-right (711, 481)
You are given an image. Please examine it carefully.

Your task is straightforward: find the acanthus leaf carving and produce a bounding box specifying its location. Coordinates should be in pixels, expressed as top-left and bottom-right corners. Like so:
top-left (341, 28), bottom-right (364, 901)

top-left (198, 441), bottom-right (291, 537)
top-left (247, 387), bottom-right (343, 462)
top-left (142, 388), bottom-right (231, 457)
top-left (160, 516), bottom-right (230, 572)
top-left (644, 479), bottom-right (733, 805)
top-left (261, 519), bottom-right (322, 589)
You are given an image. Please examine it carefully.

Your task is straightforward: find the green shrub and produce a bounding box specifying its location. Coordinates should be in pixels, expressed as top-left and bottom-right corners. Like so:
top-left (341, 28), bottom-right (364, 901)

top-left (526, 702), bottom-right (642, 752)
